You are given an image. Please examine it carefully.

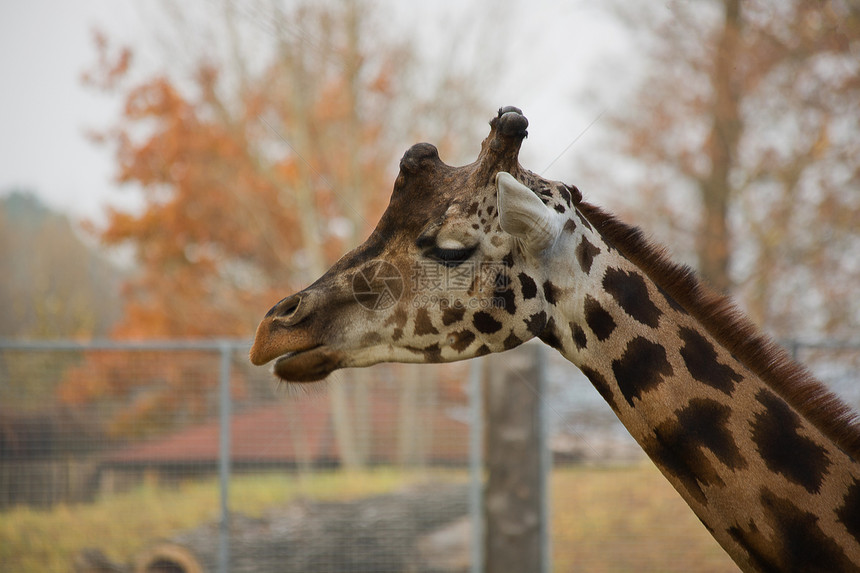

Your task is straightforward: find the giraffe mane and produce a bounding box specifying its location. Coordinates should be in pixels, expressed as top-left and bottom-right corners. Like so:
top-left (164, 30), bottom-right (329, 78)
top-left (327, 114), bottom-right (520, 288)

top-left (576, 200), bottom-right (860, 459)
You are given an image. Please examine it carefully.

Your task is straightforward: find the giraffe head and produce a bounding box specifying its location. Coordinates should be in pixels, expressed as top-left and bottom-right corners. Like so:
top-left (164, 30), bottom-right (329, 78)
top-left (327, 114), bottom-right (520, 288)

top-left (250, 107), bottom-right (581, 382)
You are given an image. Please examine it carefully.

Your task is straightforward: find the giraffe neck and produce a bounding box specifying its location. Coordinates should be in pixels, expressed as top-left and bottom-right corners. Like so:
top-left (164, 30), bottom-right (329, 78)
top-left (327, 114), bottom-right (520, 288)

top-left (540, 202), bottom-right (860, 572)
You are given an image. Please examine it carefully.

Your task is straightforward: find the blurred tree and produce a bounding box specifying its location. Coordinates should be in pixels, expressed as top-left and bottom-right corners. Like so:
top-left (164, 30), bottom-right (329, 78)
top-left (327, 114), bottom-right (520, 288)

top-left (81, 1), bottom-right (487, 340)
top-left (0, 191), bottom-right (121, 340)
top-left (590, 0), bottom-right (860, 337)
top-left (0, 191), bottom-right (122, 410)
top-left (61, 0), bottom-right (490, 444)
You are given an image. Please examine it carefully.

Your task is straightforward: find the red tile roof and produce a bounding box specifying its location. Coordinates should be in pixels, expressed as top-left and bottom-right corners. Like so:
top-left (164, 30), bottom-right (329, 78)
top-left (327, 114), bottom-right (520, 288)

top-left (104, 392), bottom-right (468, 466)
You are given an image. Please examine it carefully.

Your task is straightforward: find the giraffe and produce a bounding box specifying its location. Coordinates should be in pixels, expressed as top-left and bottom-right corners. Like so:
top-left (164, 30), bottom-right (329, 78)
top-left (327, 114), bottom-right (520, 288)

top-left (250, 107), bottom-right (860, 572)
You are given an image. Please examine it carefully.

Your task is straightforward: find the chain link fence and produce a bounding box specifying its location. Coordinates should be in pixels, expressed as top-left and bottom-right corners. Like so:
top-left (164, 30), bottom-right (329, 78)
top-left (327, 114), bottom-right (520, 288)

top-left (0, 340), bottom-right (476, 573)
top-left (1, 338), bottom-right (859, 572)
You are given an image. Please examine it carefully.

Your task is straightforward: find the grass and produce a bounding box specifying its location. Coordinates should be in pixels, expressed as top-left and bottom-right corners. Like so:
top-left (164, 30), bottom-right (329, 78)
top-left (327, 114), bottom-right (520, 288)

top-left (551, 463), bottom-right (738, 572)
top-left (0, 464), bottom-right (739, 572)
top-left (0, 468), bottom-right (421, 572)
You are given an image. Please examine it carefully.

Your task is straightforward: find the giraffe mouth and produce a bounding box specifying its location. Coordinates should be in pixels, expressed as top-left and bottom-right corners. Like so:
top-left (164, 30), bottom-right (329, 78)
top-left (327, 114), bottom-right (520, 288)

top-left (272, 345), bottom-right (339, 383)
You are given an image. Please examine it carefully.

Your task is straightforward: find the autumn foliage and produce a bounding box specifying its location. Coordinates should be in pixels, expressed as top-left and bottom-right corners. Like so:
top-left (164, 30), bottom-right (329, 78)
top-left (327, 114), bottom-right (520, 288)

top-left (591, 0), bottom-right (860, 337)
top-left (58, 1), bottom-right (484, 436)
top-left (87, 51), bottom-right (377, 337)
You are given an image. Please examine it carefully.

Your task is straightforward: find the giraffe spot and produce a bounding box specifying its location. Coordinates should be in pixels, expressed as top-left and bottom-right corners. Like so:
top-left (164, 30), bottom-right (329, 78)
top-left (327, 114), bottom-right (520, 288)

top-left (405, 342), bottom-right (442, 362)
top-left (503, 332), bottom-right (523, 350)
top-left (553, 203), bottom-right (566, 214)
top-left (603, 267), bottom-right (662, 328)
top-left (836, 478), bottom-right (860, 542)
top-left (421, 343), bottom-right (442, 362)
top-left (467, 273), bottom-right (481, 296)
top-left (575, 210), bottom-right (592, 231)
top-left (524, 311), bottom-right (547, 337)
top-left (448, 329), bottom-right (476, 352)
top-left (496, 286), bottom-right (517, 315)
top-left (414, 307), bottom-right (438, 336)
top-left (658, 285), bottom-right (687, 314)
top-left (642, 430), bottom-right (709, 506)
top-left (558, 185), bottom-right (572, 207)
top-left (501, 251), bottom-right (514, 267)
top-left (678, 327), bottom-right (743, 395)
top-left (542, 280), bottom-right (559, 305)
top-left (519, 273), bottom-right (538, 300)
top-left (472, 223), bottom-right (480, 230)
top-left (612, 336), bottom-right (673, 407)
top-left (752, 389), bottom-right (831, 494)
top-left (563, 218), bottom-right (577, 233)
top-left (644, 399), bottom-right (746, 502)
top-left (473, 311), bottom-right (503, 334)
top-left (486, 205), bottom-right (495, 216)
top-left (728, 489), bottom-right (854, 573)
top-left (643, 400), bottom-right (746, 506)
top-left (465, 202), bottom-right (479, 216)
top-left (384, 306), bottom-right (409, 329)
top-left (442, 305), bottom-right (466, 326)
top-left (570, 322), bottom-right (587, 350)
top-left (361, 331), bottom-right (382, 346)
top-left (538, 317), bottom-right (563, 350)
top-left (726, 524), bottom-right (764, 569)
top-left (584, 296), bottom-right (616, 342)
top-left (580, 366), bottom-right (619, 413)
top-left (674, 398), bottom-right (747, 471)
top-left (575, 236), bottom-right (601, 275)
top-left (475, 344), bottom-right (491, 356)
top-left (493, 270), bottom-right (511, 292)
top-left (490, 235), bottom-right (503, 247)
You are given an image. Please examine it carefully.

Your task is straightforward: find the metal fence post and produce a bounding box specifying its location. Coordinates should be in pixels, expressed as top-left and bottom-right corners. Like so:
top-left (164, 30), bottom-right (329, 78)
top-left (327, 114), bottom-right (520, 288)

top-left (218, 341), bottom-right (232, 573)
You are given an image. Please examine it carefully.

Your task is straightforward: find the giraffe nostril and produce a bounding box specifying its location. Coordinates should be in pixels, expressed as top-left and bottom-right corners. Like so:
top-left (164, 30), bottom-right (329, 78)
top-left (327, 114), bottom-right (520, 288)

top-left (281, 298), bottom-right (300, 317)
top-left (266, 294), bottom-right (302, 319)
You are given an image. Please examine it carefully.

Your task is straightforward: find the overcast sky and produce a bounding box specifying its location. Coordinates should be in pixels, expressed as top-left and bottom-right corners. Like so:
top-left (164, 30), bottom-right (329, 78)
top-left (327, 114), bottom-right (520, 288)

top-left (0, 1), bottom-right (144, 220)
top-left (0, 1), bottom-right (631, 224)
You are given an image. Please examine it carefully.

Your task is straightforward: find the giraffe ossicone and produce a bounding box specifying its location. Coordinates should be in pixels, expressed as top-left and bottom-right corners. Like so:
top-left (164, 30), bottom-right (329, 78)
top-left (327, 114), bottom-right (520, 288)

top-left (250, 107), bottom-right (860, 572)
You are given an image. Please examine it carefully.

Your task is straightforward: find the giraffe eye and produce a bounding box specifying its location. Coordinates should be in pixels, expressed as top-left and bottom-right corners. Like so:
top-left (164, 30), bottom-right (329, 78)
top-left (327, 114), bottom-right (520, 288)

top-left (427, 245), bottom-right (477, 268)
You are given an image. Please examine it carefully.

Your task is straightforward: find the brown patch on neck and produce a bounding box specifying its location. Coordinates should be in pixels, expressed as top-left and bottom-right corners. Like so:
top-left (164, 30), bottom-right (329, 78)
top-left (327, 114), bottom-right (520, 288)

top-left (577, 200), bottom-right (860, 459)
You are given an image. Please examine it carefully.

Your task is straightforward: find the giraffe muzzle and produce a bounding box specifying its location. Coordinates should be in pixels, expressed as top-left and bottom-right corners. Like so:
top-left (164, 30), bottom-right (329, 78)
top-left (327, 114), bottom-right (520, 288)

top-left (250, 290), bottom-right (321, 366)
top-left (272, 344), bottom-right (341, 383)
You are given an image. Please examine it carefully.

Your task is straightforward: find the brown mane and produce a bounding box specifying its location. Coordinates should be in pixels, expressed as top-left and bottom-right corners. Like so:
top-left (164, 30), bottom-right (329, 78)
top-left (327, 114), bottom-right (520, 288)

top-left (576, 200), bottom-right (860, 459)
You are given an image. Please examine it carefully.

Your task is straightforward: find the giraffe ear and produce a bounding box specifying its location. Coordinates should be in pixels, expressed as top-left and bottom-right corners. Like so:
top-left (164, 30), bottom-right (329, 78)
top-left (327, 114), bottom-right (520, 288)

top-left (496, 172), bottom-right (562, 253)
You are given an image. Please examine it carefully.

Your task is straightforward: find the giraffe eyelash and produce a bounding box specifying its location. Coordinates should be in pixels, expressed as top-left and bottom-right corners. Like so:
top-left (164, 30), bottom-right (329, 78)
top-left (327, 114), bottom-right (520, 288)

top-left (426, 245), bottom-right (477, 267)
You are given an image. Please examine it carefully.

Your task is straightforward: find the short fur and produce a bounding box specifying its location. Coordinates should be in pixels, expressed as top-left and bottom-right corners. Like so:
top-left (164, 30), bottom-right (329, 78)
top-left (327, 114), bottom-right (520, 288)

top-left (576, 200), bottom-right (860, 460)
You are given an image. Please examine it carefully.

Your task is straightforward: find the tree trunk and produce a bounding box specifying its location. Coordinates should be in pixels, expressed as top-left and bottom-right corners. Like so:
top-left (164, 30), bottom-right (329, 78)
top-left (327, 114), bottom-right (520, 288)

top-left (697, 0), bottom-right (743, 293)
top-left (277, 11), bottom-right (366, 469)
top-left (483, 346), bottom-right (545, 573)
top-left (283, 399), bottom-right (312, 476)
top-left (398, 363), bottom-right (422, 466)
top-left (352, 368), bottom-right (373, 465)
